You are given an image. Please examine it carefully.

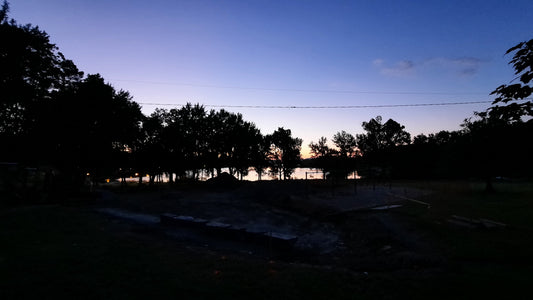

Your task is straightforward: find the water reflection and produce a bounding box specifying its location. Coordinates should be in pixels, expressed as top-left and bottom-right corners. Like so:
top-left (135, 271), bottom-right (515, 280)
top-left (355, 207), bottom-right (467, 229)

top-left (119, 168), bottom-right (360, 183)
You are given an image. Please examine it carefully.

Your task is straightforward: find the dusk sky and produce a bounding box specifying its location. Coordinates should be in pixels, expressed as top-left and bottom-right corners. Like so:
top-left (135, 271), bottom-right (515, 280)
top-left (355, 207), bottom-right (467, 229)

top-left (11, 0), bottom-right (532, 156)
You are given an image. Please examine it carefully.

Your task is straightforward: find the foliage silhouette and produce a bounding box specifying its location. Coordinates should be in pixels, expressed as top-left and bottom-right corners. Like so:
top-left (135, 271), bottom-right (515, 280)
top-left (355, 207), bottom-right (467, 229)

top-left (356, 116), bottom-right (411, 155)
top-left (333, 131), bottom-right (358, 158)
top-left (267, 128), bottom-right (302, 180)
top-left (43, 74), bottom-right (143, 183)
top-left (355, 116), bottom-right (410, 180)
top-left (308, 132), bottom-right (360, 181)
top-left (127, 104), bottom-right (271, 183)
top-left (489, 39), bottom-right (533, 122)
top-left (308, 136), bottom-right (332, 179)
top-left (0, 1), bottom-right (83, 164)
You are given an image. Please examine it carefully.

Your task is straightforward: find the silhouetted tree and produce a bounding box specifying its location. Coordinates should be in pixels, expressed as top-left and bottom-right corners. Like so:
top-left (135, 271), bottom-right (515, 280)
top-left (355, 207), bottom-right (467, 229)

top-left (162, 105), bottom-right (193, 180)
top-left (413, 133), bottom-right (429, 145)
top-left (207, 109), bottom-right (231, 176)
top-left (331, 131), bottom-right (359, 179)
top-left (461, 111), bottom-right (533, 192)
top-left (461, 114), bottom-right (504, 192)
top-left (357, 116), bottom-right (411, 180)
top-left (134, 108), bottom-right (168, 184)
top-left (309, 137), bottom-right (331, 158)
top-left (455, 38), bottom-right (533, 190)
top-left (398, 130), bottom-right (466, 179)
top-left (0, 1), bottom-right (83, 163)
top-left (208, 109), bottom-right (255, 178)
top-left (174, 103), bottom-right (209, 179)
top-left (233, 121), bottom-right (262, 180)
top-left (251, 134), bottom-right (270, 180)
top-left (308, 136), bottom-right (332, 179)
top-left (489, 38), bottom-right (533, 122)
top-left (332, 131), bottom-right (358, 158)
top-left (144, 104), bottom-right (272, 182)
top-left (356, 116), bottom-right (411, 155)
top-left (49, 74), bottom-right (143, 182)
top-left (268, 127), bottom-right (302, 180)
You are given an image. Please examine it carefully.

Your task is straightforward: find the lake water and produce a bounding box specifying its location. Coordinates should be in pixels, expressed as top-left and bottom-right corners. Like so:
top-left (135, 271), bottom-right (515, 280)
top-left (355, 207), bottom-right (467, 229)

top-left (122, 167), bottom-right (359, 183)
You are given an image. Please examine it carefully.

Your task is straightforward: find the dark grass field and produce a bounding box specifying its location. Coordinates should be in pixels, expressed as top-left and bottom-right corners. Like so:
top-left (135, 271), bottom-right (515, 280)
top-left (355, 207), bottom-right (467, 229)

top-left (1, 179), bottom-right (532, 299)
top-left (390, 180), bottom-right (533, 298)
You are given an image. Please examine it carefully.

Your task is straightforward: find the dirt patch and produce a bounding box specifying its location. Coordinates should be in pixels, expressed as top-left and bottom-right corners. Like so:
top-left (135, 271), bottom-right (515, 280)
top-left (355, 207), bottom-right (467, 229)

top-left (94, 180), bottom-right (441, 271)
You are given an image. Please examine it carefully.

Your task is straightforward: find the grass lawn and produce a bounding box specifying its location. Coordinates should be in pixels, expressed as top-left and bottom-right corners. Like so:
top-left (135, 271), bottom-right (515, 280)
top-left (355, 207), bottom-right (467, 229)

top-left (393, 180), bottom-right (533, 298)
top-left (1, 180), bottom-right (532, 299)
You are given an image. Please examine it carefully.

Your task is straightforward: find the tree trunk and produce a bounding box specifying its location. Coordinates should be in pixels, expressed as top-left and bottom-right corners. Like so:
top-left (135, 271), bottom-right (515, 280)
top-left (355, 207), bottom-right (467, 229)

top-left (485, 176), bottom-right (495, 193)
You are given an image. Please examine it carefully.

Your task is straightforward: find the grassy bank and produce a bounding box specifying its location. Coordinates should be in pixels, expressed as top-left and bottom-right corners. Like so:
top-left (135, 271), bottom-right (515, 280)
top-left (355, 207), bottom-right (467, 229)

top-left (392, 180), bottom-right (533, 298)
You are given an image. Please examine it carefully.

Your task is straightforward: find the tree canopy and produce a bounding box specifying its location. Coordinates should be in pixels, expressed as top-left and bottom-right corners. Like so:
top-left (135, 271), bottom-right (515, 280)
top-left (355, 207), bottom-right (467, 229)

top-left (489, 39), bottom-right (533, 122)
top-left (268, 128), bottom-right (302, 180)
top-left (332, 131), bottom-right (358, 158)
top-left (0, 1), bottom-right (82, 136)
top-left (356, 116), bottom-right (411, 155)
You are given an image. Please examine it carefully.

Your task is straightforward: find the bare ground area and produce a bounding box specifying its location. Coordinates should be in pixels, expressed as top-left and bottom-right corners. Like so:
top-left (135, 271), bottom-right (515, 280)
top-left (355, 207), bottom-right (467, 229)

top-left (92, 180), bottom-right (441, 273)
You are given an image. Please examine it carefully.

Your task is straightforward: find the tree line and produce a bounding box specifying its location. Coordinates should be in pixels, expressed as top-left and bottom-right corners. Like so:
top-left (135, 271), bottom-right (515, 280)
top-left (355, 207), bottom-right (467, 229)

top-left (0, 3), bottom-right (303, 187)
top-left (1, 1), bottom-right (532, 194)
top-left (307, 38), bottom-right (533, 189)
top-left (308, 113), bottom-right (532, 189)
top-left (135, 105), bottom-right (302, 183)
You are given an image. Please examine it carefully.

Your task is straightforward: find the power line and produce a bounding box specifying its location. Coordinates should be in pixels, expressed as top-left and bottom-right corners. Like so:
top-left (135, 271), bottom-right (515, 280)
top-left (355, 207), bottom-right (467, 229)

top-left (111, 78), bottom-right (488, 96)
top-left (137, 100), bottom-right (493, 109)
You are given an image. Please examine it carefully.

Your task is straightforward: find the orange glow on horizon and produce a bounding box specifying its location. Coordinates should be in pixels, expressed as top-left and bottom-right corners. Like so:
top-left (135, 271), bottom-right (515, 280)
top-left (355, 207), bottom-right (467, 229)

top-left (300, 145), bottom-right (311, 159)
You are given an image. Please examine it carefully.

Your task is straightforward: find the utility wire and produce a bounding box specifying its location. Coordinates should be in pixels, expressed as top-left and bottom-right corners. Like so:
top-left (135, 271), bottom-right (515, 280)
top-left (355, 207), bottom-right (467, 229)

top-left (137, 100), bottom-right (494, 109)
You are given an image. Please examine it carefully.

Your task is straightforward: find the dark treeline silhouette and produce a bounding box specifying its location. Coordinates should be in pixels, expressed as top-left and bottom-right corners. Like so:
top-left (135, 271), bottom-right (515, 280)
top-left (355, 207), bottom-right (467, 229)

top-left (0, 2), bottom-right (302, 199)
top-left (307, 38), bottom-right (533, 190)
top-left (1, 1), bottom-right (531, 200)
top-left (134, 104), bottom-right (301, 183)
top-left (307, 116), bottom-right (412, 181)
top-left (376, 39), bottom-right (532, 187)
top-left (308, 111), bottom-right (532, 189)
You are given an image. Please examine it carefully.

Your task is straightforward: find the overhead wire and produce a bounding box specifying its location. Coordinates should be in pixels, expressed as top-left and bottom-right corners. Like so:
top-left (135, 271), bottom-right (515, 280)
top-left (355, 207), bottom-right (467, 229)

top-left (137, 100), bottom-right (494, 109)
top-left (113, 78), bottom-right (530, 110)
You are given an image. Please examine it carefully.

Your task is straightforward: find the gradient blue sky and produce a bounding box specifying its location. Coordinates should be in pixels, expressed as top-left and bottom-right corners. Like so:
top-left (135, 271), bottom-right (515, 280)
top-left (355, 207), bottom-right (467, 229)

top-left (10, 0), bottom-right (532, 156)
